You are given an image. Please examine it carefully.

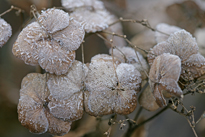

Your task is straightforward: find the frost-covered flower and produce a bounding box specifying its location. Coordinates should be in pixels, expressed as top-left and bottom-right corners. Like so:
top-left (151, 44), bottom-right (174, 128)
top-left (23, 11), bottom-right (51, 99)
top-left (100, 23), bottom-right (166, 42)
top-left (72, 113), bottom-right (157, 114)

top-left (148, 29), bottom-right (205, 81)
top-left (84, 54), bottom-right (141, 116)
top-left (111, 47), bottom-right (149, 80)
top-left (18, 73), bottom-right (72, 135)
top-left (149, 53), bottom-right (183, 107)
top-left (12, 8), bottom-right (85, 75)
top-left (47, 61), bottom-right (88, 121)
top-left (0, 17), bottom-right (12, 47)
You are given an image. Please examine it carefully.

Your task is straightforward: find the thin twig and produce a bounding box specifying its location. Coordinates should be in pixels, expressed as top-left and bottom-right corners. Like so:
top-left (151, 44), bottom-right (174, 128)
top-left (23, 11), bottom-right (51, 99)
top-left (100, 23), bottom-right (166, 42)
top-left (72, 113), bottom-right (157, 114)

top-left (96, 33), bottom-right (120, 86)
top-left (169, 106), bottom-right (198, 137)
top-left (108, 17), bottom-right (170, 36)
top-left (134, 106), bottom-right (143, 121)
top-left (124, 105), bottom-right (169, 137)
top-left (102, 31), bottom-right (150, 78)
top-left (0, 5), bottom-right (23, 17)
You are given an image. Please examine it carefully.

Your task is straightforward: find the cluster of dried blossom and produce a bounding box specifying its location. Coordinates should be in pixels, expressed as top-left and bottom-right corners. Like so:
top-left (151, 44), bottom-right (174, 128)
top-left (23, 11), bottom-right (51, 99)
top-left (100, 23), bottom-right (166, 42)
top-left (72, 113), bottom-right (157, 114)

top-left (13, 0), bottom-right (144, 135)
top-left (9, 0), bottom-right (205, 136)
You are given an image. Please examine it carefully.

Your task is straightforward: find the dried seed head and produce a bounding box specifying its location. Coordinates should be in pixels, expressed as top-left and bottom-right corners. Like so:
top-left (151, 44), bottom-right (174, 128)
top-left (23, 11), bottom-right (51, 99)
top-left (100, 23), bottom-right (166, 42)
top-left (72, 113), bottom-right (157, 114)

top-left (111, 47), bottom-right (149, 80)
top-left (47, 61), bottom-right (88, 121)
top-left (18, 73), bottom-right (71, 135)
top-left (149, 53), bottom-right (183, 107)
top-left (139, 81), bottom-right (159, 111)
top-left (61, 0), bottom-right (104, 10)
top-left (148, 29), bottom-right (205, 80)
top-left (38, 40), bottom-right (76, 75)
top-left (38, 8), bottom-right (70, 34)
top-left (70, 9), bottom-right (111, 33)
top-left (155, 23), bottom-right (181, 43)
top-left (0, 18), bottom-right (12, 47)
top-left (84, 54), bottom-right (141, 116)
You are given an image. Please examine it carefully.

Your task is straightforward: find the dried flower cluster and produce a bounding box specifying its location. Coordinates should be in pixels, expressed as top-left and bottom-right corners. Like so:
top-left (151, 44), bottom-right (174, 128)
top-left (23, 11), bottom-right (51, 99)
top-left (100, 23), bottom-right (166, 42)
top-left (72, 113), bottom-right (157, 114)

top-left (12, 8), bottom-right (85, 75)
top-left (147, 29), bottom-right (205, 107)
top-left (6, 0), bottom-right (204, 136)
top-left (12, 0), bottom-right (139, 135)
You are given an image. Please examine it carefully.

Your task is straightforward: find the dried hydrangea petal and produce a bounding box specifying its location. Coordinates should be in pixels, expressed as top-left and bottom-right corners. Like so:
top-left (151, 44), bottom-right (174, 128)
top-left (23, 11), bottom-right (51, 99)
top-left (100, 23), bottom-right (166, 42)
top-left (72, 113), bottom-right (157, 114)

top-left (166, 30), bottom-right (198, 62)
top-left (148, 29), bottom-right (205, 81)
top-left (18, 73), bottom-right (72, 135)
top-left (149, 53), bottom-right (182, 107)
top-left (111, 47), bottom-right (149, 80)
top-left (139, 82), bottom-right (159, 111)
top-left (85, 54), bottom-right (120, 92)
top-left (18, 73), bottom-right (49, 134)
top-left (61, 0), bottom-right (105, 10)
top-left (70, 9), bottom-right (110, 33)
top-left (38, 40), bottom-right (75, 75)
top-left (47, 61), bottom-right (88, 121)
top-left (148, 30), bottom-right (198, 65)
top-left (181, 53), bottom-right (205, 80)
top-left (12, 22), bottom-right (46, 65)
top-left (84, 55), bottom-right (141, 116)
top-left (53, 19), bottom-right (85, 51)
top-left (155, 23), bottom-right (181, 43)
top-left (0, 18), bottom-right (12, 47)
top-left (38, 8), bottom-right (70, 34)
top-left (46, 112), bottom-right (72, 136)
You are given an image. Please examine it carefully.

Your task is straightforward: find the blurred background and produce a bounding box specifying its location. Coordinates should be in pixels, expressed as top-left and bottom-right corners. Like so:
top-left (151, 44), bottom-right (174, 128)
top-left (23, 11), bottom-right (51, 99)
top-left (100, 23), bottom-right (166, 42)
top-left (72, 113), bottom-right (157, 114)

top-left (0, 0), bottom-right (205, 137)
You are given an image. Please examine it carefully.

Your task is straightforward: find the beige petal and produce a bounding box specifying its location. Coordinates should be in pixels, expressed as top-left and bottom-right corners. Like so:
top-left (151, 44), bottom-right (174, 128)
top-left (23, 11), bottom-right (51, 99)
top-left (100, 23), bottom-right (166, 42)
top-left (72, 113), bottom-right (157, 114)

top-left (46, 112), bottom-right (72, 136)
top-left (0, 18), bottom-right (12, 47)
top-left (53, 19), bottom-right (85, 51)
top-left (70, 9), bottom-right (110, 33)
top-left (38, 40), bottom-right (75, 75)
top-left (38, 8), bottom-right (70, 34)
top-left (12, 22), bottom-right (46, 65)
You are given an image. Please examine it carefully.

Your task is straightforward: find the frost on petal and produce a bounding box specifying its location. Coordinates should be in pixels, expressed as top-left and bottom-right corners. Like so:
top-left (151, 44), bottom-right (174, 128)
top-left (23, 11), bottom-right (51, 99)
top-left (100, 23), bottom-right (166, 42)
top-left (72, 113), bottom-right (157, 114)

top-left (12, 22), bottom-right (46, 65)
top-left (112, 47), bottom-right (149, 80)
top-left (53, 19), bottom-right (85, 51)
top-left (148, 30), bottom-right (198, 66)
top-left (38, 40), bottom-right (75, 75)
top-left (84, 55), bottom-right (141, 116)
top-left (0, 18), bottom-right (12, 47)
top-left (46, 112), bottom-right (72, 136)
top-left (139, 82), bottom-right (159, 111)
top-left (18, 73), bottom-right (49, 134)
top-left (85, 54), bottom-right (120, 92)
top-left (149, 53), bottom-right (182, 107)
top-left (181, 53), bottom-right (205, 80)
top-left (114, 63), bottom-right (141, 114)
top-left (38, 8), bottom-right (70, 34)
top-left (167, 30), bottom-right (198, 62)
top-left (155, 23), bottom-right (181, 43)
top-left (70, 9), bottom-right (110, 33)
top-left (18, 73), bottom-right (72, 135)
top-left (47, 61), bottom-right (88, 121)
top-left (61, 0), bottom-right (105, 10)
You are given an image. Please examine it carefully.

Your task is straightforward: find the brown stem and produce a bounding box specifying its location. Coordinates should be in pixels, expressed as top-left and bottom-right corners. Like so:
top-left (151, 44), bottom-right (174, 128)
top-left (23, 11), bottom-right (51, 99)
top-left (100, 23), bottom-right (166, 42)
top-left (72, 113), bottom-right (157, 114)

top-left (0, 5), bottom-right (23, 17)
top-left (124, 105), bottom-right (169, 137)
